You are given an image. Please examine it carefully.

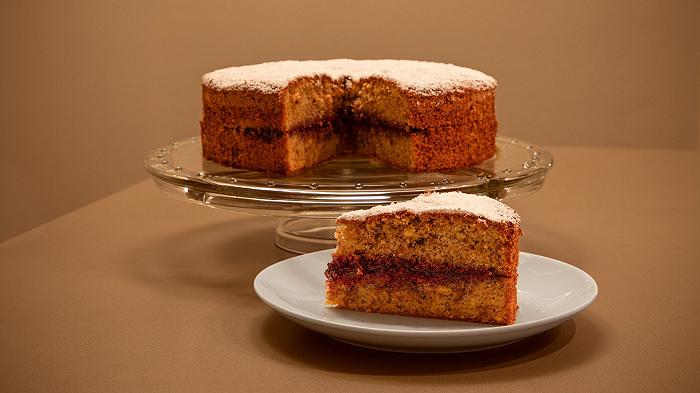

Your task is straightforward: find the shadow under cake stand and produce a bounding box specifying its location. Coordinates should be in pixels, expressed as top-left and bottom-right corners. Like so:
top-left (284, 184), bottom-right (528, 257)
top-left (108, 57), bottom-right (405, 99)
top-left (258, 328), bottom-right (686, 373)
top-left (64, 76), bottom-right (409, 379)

top-left (145, 136), bottom-right (553, 254)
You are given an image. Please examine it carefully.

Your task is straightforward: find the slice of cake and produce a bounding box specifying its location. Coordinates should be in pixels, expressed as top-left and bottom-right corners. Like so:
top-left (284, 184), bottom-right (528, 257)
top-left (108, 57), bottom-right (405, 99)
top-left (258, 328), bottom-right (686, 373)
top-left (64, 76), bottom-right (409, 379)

top-left (325, 192), bottom-right (522, 325)
top-left (201, 59), bottom-right (498, 174)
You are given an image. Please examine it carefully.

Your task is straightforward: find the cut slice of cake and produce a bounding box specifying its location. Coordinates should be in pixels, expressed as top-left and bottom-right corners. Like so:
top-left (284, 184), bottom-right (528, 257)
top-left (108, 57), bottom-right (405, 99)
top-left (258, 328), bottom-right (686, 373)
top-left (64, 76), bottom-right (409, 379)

top-left (325, 192), bottom-right (522, 325)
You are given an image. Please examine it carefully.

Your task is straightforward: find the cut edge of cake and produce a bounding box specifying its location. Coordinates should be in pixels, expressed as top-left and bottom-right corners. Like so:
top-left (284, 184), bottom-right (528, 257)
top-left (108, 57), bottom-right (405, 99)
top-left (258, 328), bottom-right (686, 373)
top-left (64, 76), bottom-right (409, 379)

top-left (326, 192), bottom-right (522, 325)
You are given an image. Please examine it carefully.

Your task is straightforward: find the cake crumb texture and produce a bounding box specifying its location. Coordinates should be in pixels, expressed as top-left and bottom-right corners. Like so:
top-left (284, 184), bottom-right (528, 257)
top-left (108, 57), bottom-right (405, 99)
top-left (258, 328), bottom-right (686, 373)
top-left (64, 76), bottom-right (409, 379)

top-left (326, 192), bottom-right (521, 325)
top-left (325, 275), bottom-right (518, 325)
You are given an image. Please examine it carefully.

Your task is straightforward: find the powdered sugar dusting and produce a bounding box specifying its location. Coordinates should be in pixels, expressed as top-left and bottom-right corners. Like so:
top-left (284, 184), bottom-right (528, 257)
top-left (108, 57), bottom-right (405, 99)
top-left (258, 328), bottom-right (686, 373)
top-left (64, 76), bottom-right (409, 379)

top-left (203, 59), bottom-right (496, 95)
top-left (338, 192), bottom-right (520, 224)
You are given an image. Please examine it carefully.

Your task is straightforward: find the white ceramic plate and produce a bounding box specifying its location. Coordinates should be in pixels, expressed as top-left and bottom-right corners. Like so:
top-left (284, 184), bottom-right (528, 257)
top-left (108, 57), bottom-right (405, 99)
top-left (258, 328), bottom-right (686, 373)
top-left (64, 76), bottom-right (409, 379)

top-left (254, 249), bottom-right (598, 353)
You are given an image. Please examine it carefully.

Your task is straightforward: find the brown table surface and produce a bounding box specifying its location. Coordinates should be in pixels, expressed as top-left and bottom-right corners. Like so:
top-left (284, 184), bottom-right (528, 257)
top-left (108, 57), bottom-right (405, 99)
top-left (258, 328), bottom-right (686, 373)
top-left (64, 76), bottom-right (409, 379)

top-left (1, 146), bottom-right (699, 392)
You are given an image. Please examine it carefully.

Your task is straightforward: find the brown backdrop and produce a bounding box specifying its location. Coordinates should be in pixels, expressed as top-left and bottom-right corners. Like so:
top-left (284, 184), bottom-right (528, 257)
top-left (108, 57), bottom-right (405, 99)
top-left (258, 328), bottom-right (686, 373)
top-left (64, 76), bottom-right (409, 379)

top-left (1, 0), bottom-right (698, 242)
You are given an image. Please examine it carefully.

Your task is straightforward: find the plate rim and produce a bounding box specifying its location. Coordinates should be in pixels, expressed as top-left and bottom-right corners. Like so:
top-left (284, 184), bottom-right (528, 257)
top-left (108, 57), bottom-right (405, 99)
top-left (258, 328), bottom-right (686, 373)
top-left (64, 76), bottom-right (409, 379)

top-left (253, 249), bottom-right (598, 338)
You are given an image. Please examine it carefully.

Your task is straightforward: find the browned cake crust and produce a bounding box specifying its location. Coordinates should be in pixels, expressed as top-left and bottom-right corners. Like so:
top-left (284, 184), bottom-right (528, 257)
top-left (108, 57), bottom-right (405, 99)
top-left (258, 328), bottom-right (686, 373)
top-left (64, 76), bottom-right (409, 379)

top-left (326, 204), bottom-right (521, 325)
top-left (200, 63), bottom-right (498, 175)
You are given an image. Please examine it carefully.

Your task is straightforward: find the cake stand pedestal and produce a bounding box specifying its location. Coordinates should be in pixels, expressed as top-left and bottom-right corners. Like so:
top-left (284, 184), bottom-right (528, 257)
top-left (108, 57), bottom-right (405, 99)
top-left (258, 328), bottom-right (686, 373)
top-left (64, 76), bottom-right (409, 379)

top-left (145, 136), bottom-right (553, 254)
top-left (275, 218), bottom-right (337, 254)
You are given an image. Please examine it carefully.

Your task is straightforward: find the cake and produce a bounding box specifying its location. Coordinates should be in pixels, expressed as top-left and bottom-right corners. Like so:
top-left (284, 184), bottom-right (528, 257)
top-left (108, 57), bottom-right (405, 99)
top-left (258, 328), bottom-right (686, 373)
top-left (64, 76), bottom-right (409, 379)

top-left (325, 192), bottom-right (522, 325)
top-left (201, 59), bottom-right (498, 174)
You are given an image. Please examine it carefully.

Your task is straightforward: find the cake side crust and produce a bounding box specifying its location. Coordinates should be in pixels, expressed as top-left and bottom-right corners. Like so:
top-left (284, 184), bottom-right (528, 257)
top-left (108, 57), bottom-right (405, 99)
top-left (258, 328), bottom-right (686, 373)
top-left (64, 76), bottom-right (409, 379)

top-left (202, 85), bottom-right (284, 131)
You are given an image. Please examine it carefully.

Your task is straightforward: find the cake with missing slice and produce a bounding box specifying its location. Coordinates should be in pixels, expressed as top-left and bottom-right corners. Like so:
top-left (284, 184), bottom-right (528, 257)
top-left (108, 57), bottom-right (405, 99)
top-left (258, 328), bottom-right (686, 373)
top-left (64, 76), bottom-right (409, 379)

top-left (201, 59), bottom-right (498, 174)
top-left (325, 192), bottom-right (522, 325)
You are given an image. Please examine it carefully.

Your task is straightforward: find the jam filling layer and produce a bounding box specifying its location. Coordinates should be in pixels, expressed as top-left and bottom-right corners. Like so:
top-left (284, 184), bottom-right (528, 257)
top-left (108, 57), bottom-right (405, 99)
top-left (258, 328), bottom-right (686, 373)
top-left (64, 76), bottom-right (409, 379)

top-left (326, 254), bottom-right (504, 287)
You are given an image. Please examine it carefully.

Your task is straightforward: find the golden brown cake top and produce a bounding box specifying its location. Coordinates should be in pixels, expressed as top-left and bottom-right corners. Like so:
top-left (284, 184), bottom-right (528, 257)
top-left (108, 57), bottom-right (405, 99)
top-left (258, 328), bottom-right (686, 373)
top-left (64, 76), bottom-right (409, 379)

top-left (202, 59), bottom-right (496, 95)
top-left (338, 192), bottom-right (520, 224)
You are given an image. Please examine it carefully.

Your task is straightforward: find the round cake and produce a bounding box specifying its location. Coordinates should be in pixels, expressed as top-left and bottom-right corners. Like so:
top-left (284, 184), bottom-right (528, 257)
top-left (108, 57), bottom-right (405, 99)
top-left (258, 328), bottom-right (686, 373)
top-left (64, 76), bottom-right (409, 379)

top-left (200, 59), bottom-right (498, 174)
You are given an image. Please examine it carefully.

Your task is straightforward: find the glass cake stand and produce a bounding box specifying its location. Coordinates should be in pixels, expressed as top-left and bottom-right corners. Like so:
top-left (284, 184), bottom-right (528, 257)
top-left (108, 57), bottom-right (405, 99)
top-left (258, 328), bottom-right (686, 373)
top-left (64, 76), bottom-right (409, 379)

top-left (145, 135), bottom-right (553, 253)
